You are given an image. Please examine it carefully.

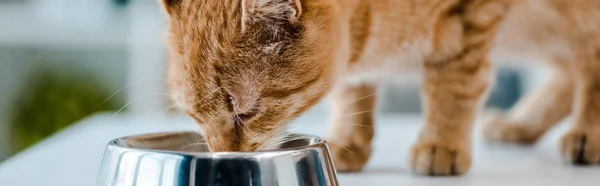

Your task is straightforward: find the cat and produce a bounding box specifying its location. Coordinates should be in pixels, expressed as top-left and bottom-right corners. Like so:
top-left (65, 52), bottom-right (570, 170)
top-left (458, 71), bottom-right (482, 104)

top-left (161, 0), bottom-right (600, 176)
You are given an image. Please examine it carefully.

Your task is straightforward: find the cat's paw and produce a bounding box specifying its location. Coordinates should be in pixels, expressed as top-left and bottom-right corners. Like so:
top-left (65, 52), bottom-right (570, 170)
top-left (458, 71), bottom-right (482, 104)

top-left (561, 129), bottom-right (600, 165)
top-left (328, 141), bottom-right (371, 172)
top-left (411, 142), bottom-right (471, 176)
top-left (482, 110), bottom-right (541, 145)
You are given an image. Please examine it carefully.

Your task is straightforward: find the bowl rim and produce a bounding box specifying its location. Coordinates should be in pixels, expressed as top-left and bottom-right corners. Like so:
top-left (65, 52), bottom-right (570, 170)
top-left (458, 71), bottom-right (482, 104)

top-left (106, 131), bottom-right (328, 158)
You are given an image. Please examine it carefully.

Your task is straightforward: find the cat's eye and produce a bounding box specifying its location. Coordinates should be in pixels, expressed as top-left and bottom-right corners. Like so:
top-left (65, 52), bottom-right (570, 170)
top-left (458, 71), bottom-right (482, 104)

top-left (227, 96), bottom-right (260, 124)
top-left (236, 107), bottom-right (259, 121)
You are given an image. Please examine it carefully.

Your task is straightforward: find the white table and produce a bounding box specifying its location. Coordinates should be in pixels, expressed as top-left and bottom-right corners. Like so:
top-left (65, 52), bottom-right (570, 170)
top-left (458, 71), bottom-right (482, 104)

top-left (0, 113), bottom-right (598, 186)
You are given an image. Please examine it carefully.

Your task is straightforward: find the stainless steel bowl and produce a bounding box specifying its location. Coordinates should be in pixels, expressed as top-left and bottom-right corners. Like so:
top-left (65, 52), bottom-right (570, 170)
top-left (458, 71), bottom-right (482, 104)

top-left (96, 131), bottom-right (339, 186)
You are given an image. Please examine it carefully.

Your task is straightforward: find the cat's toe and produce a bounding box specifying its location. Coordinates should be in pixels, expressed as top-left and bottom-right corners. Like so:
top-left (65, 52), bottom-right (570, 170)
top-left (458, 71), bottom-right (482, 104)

top-left (482, 110), bottom-right (541, 145)
top-left (329, 141), bottom-right (371, 172)
top-left (561, 129), bottom-right (600, 165)
top-left (411, 142), bottom-right (471, 176)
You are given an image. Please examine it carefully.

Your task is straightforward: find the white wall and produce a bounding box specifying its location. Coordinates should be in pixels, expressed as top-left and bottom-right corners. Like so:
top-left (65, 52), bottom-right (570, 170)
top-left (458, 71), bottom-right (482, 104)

top-left (125, 0), bottom-right (169, 115)
top-left (0, 0), bottom-right (171, 161)
top-left (0, 47), bottom-right (128, 161)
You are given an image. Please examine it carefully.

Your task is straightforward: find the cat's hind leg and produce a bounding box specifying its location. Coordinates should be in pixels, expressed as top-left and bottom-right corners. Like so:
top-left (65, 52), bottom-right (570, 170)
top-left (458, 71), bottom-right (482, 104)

top-left (484, 66), bottom-right (574, 145)
top-left (561, 37), bottom-right (600, 165)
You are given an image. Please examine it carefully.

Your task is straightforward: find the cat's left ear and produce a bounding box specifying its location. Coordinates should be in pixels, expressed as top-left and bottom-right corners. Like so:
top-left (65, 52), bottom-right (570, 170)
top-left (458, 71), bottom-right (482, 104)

top-left (242, 0), bottom-right (303, 28)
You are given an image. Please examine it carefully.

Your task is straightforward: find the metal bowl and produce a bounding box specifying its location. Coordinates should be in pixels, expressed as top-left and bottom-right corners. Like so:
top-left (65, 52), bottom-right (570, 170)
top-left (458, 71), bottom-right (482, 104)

top-left (96, 131), bottom-right (339, 186)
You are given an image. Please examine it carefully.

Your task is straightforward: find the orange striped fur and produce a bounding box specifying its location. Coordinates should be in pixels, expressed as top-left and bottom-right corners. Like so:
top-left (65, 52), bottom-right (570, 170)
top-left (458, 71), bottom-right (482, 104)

top-left (162, 0), bottom-right (600, 175)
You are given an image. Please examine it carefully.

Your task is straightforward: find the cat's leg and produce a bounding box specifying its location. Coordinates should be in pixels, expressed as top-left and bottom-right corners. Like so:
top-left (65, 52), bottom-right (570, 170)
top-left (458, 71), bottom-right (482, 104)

top-left (328, 83), bottom-right (377, 172)
top-left (412, 57), bottom-right (492, 175)
top-left (411, 0), bottom-right (510, 175)
top-left (561, 39), bottom-right (600, 165)
top-left (484, 68), bottom-right (574, 144)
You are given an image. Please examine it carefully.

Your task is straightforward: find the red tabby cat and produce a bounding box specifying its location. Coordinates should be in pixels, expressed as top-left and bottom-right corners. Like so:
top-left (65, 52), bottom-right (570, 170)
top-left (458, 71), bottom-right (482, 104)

top-left (161, 0), bottom-right (600, 176)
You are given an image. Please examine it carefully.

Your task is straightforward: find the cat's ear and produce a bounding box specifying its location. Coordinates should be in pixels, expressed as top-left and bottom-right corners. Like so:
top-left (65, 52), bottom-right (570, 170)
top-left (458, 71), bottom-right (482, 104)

top-left (159, 0), bottom-right (181, 16)
top-left (242, 0), bottom-right (303, 29)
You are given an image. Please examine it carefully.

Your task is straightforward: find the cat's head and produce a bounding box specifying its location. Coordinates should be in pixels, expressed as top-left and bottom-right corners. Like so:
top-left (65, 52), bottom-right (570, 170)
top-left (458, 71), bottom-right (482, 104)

top-left (162, 0), bottom-right (342, 151)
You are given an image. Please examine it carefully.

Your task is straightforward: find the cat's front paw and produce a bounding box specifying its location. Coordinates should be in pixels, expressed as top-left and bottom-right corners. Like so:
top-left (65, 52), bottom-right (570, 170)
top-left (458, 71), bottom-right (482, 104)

top-left (561, 129), bottom-right (600, 165)
top-left (411, 142), bottom-right (471, 176)
top-left (328, 141), bottom-right (372, 172)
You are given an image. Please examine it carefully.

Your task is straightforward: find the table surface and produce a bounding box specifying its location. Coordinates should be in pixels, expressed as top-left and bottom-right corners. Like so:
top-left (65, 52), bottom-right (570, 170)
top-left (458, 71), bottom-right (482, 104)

top-left (0, 113), bottom-right (599, 186)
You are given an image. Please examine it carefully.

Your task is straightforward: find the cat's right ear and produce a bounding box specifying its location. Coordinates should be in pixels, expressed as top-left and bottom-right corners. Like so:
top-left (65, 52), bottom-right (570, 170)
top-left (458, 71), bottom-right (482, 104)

top-left (159, 0), bottom-right (181, 16)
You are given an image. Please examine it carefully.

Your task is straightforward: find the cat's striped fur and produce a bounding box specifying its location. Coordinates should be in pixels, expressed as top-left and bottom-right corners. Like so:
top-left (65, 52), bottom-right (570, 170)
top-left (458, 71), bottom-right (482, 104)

top-left (162, 0), bottom-right (600, 175)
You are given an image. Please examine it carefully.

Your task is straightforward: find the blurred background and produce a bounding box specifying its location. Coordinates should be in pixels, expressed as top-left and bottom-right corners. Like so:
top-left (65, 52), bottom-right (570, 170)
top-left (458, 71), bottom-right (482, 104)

top-left (0, 0), bottom-right (545, 163)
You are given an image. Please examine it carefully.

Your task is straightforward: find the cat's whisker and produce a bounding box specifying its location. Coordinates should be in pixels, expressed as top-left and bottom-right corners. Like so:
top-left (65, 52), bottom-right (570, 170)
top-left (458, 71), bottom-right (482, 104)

top-left (345, 92), bottom-right (377, 105)
top-left (260, 132), bottom-right (293, 144)
top-left (113, 93), bottom-right (173, 116)
top-left (201, 104), bottom-right (228, 125)
top-left (324, 121), bottom-right (372, 128)
top-left (326, 140), bottom-right (354, 154)
top-left (342, 110), bottom-right (375, 117)
top-left (332, 91), bottom-right (377, 115)
top-left (256, 129), bottom-right (288, 150)
top-left (103, 78), bottom-right (172, 104)
top-left (184, 95), bottom-right (229, 124)
top-left (187, 86), bottom-right (224, 109)
top-left (156, 104), bottom-right (178, 117)
top-left (196, 99), bottom-right (220, 110)
top-left (195, 86), bottom-right (223, 103)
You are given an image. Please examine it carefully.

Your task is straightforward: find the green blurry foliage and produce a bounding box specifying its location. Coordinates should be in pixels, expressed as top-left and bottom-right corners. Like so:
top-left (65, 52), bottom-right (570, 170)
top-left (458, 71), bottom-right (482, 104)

top-left (9, 67), bottom-right (121, 153)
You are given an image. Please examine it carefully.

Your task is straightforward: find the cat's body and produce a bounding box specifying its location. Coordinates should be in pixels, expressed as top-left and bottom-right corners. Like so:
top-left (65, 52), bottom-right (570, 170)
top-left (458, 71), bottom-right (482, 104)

top-left (162, 0), bottom-right (600, 176)
top-left (337, 1), bottom-right (436, 83)
top-left (329, 0), bottom-right (508, 174)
